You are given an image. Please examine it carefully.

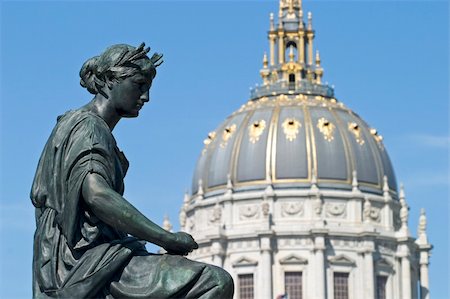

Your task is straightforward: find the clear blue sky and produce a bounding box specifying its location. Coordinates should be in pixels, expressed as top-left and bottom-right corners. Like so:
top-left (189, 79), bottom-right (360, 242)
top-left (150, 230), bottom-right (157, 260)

top-left (1, 0), bottom-right (448, 298)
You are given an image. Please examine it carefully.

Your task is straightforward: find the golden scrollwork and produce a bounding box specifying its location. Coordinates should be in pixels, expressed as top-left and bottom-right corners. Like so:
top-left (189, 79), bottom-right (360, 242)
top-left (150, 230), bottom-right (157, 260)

top-left (220, 124), bottom-right (236, 148)
top-left (203, 131), bottom-right (216, 145)
top-left (348, 122), bottom-right (365, 145)
top-left (317, 117), bottom-right (335, 142)
top-left (370, 128), bottom-right (384, 149)
top-left (249, 120), bottom-right (266, 143)
top-left (202, 131), bottom-right (216, 155)
top-left (282, 117), bottom-right (301, 141)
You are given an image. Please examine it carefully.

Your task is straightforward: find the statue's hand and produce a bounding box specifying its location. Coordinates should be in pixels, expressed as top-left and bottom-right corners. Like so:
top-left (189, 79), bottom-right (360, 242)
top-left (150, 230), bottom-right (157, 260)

top-left (165, 232), bottom-right (199, 256)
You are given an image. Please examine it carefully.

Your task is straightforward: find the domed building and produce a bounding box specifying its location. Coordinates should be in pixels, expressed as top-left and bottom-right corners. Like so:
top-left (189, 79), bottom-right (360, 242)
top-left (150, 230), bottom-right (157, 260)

top-left (178, 1), bottom-right (432, 298)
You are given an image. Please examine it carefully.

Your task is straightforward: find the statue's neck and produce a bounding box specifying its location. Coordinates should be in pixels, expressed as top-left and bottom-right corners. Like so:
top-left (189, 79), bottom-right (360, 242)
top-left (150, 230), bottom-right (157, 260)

top-left (84, 96), bottom-right (120, 131)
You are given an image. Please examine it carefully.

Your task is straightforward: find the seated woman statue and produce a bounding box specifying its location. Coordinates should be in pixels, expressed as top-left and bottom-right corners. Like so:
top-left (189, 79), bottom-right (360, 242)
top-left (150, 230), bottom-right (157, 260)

top-left (31, 43), bottom-right (234, 299)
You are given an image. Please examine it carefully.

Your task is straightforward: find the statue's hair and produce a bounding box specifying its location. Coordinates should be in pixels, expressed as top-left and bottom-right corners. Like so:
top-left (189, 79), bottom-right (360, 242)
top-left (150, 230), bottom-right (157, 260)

top-left (79, 43), bottom-right (163, 97)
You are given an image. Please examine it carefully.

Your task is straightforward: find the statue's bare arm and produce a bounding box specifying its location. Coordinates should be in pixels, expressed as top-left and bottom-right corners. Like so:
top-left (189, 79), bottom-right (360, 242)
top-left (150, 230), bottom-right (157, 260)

top-left (82, 173), bottom-right (198, 255)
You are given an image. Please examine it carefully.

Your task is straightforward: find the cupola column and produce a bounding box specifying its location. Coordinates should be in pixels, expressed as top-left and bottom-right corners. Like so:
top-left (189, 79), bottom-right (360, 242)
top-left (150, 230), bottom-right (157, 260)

top-left (298, 10), bottom-right (305, 65)
top-left (298, 32), bottom-right (305, 64)
top-left (278, 9), bottom-right (285, 64)
top-left (269, 13), bottom-right (276, 66)
top-left (278, 34), bottom-right (285, 64)
top-left (307, 12), bottom-right (314, 66)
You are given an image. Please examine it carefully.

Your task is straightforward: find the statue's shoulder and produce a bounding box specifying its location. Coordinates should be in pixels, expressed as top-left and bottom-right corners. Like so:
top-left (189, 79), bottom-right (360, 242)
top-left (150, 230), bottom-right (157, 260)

top-left (52, 109), bottom-right (114, 147)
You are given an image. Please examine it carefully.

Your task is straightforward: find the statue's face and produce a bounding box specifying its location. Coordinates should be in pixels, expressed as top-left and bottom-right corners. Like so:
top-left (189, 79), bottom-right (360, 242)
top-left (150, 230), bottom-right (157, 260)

top-left (109, 73), bottom-right (152, 118)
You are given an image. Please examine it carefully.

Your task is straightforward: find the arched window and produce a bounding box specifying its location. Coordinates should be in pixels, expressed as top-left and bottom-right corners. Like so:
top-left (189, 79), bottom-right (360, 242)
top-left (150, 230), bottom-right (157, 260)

top-left (285, 41), bottom-right (297, 61)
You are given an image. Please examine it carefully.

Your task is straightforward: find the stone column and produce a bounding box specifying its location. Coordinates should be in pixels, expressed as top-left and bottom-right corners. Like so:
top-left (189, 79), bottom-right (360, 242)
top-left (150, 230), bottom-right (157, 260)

top-left (211, 240), bottom-right (224, 267)
top-left (307, 33), bottom-right (314, 66)
top-left (314, 235), bottom-right (326, 299)
top-left (298, 31), bottom-right (305, 64)
top-left (419, 250), bottom-right (430, 299)
top-left (364, 251), bottom-right (375, 299)
top-left (401, 255), bottom-right (412, 299)
top-left (269, 36), bottom-right (276, 66)
top-left (278, 33), bottom-right (285, 64)
top-left (259, 236), bottom-right (273, 299)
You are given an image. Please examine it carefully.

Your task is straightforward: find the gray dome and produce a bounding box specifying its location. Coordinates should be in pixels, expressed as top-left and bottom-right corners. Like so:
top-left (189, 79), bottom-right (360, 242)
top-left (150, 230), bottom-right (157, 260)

top-left (192, 94), bottom-right (397, 196)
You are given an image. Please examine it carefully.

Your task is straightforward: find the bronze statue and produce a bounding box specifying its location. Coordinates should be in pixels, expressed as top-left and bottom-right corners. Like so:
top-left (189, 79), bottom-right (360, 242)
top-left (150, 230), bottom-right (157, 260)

top-left (31, 43), bottom-right (234, 298)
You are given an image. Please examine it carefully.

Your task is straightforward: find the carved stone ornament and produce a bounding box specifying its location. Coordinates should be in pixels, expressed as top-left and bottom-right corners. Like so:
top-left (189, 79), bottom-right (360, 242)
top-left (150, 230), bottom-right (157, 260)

top-left (363, 197), bottom-right (371, 221)
top-left (208, 203), bottom-right (222, 224)
top-left (239, 204), bottom-right (260, 220)
top-left (220, 124), bottom-right (236, 148)
top-left (281, 202), bottom-right (304, 217)
top-left (279, 254), bottom-right (308, 265)
top-left (370, 207), bottom-right (381, 222)
top-left (282, 118), bottom-right (301, 141)
top-left (348, 122), bottom-right (365, 145)
top-left (328, 255), bottom-right (356, 266)
top-left (314, 195), bottom-right (323, 215)
top-left (326, 202), bottom-right (346, 217)
top-left (317, 117), bottom-right (335, 142)
top-left (261, 201), bottom-right (270, 216)
top-left (249, 120), bottom-right (266, 143)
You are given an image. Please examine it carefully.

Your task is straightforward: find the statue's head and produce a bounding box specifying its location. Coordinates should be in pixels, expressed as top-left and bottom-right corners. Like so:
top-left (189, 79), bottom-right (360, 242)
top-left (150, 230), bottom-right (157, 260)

top-left (79, 43), bottom-right (163, 97)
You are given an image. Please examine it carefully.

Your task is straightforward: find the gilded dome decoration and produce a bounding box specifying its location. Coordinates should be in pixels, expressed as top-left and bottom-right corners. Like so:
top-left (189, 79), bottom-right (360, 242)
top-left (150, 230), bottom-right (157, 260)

top-left (348, 122), bottom-right (365, 146)
top-left (281, 117), bottom-right (301, 141)
top-left (316, 117), bottom-right (335, 142)
top-left (249, 120), bottom-right (266, 144)
top-left (221, 124), bottom-right (236, 148)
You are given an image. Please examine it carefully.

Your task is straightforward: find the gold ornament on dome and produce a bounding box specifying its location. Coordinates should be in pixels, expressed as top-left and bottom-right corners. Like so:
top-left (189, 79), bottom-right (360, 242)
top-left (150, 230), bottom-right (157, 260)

top-left (317, 118), bottom-right (335, 142)
top-left (249, 120), bottom-right (266, 143)
top-left (370, 128), bottom-right (384, 149)
top-left (202, 131), bottom-right (216, 155)
top-left (220, 124), bottom-right (236, 148)
top-left (348, 122), bottom-right (365, 145)
top-left (282, 118), bottom-right (302, 141)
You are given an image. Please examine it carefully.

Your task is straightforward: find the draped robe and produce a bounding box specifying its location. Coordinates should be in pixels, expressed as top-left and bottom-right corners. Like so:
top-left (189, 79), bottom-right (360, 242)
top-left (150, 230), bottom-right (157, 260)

top-left (31, 109), bottom-right (233, 298)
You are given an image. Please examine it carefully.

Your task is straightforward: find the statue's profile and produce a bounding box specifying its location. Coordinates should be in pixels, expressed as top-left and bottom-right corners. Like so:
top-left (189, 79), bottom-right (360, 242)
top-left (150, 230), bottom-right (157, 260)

top-left (31, 43), bottom-right (234, 298)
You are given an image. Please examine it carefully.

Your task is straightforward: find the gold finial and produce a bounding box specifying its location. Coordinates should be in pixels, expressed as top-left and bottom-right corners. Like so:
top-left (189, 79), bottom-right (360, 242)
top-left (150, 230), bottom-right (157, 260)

top-left (289, 46), bottom-right (295, 62)
top-left (307, 12), bottom-right (313, 30)
top-left (270, 13), bottom-right (275, 31)
top-left (263, 52), bottom-right (268, 68)
top-left (315, 50), bottom-right (321, 66)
